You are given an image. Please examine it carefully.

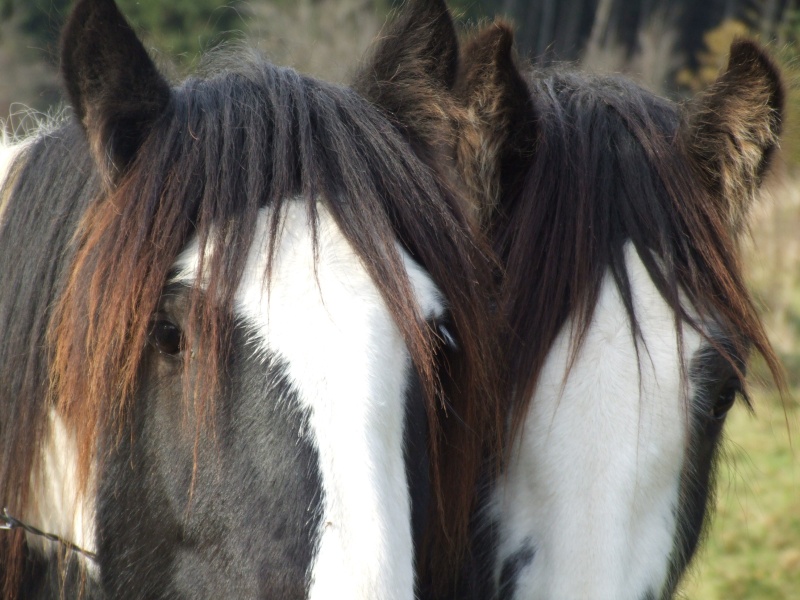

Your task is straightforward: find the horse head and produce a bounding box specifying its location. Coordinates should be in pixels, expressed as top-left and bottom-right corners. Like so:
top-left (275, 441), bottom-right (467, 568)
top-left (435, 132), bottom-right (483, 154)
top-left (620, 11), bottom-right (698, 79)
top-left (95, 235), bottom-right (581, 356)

top-left (0, 1), bottom-right (504, 597)
top-left (453, 25), bottom-right (784, 600)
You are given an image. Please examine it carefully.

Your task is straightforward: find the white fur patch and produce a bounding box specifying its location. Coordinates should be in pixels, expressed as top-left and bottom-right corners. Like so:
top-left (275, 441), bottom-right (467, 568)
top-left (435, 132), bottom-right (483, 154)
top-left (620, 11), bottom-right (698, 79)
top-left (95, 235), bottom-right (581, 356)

top-left (492, 243), bottom-right (702, 600)
top-left (26, 410), bottom-right (97, 568)
top-left (8, 130), bottom-right (97, 570)
top-left (175, 200), bottom-right (443, 599)
top-left (0, 138), bottom-right (26, 222)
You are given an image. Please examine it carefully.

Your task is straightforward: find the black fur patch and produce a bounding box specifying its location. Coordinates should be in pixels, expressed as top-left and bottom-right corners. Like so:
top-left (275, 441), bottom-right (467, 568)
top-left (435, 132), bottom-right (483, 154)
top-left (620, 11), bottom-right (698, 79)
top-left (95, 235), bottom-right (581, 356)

top-left (663, 336), bottom-right (746, 596)
top-left (498, 540), bottom-right (535, 600)
top-left (61, 0), bottom-right (171, 178)
top-left (403, 366), bottom-right (430, 554)
top-left (97, 295), bottom-right (322, 598)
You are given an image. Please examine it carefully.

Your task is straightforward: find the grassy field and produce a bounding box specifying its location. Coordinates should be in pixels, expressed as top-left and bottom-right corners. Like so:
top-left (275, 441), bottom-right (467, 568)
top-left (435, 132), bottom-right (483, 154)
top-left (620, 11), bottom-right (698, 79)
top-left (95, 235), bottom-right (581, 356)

top-left (678, 392), bottom-right (800, 599)
top-left (679, 174), bottom-right (800, 599)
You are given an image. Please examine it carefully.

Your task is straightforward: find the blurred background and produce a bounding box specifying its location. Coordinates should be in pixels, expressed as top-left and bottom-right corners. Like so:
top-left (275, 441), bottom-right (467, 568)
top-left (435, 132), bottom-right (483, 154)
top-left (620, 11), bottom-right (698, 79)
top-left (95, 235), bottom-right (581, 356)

top-left (0, 1), bottom-right (797, 597)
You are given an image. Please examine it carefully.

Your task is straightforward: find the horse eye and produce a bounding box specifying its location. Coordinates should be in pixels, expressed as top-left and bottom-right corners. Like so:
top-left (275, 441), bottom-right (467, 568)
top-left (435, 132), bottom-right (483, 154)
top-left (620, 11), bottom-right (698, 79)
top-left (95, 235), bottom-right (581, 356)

top-left (435, 320), bottom-right (458, 352)
top-left (149, 320), bottom-right (183, 356)
top-left (712, 378), bottom-right (741, 420)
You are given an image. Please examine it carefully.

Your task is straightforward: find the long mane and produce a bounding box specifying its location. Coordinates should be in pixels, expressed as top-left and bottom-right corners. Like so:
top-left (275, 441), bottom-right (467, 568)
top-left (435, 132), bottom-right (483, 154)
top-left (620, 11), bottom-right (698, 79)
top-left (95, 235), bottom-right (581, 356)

top-left (0, 54), bottom-right (501, 593)
top-left (0, 123), bottom-right (100, 596)
top-left (496, 71), bottom-right (784, 438)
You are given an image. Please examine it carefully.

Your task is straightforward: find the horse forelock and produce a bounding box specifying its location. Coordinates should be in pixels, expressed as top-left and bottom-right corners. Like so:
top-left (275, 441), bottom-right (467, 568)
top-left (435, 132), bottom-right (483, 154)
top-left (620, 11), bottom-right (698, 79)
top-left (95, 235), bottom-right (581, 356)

top-left (44, 53), bottom-right (500, 578)
top-left (483, 68), bottom-right (784, 600)
top-left (499, 71), bottom-right (782, 442)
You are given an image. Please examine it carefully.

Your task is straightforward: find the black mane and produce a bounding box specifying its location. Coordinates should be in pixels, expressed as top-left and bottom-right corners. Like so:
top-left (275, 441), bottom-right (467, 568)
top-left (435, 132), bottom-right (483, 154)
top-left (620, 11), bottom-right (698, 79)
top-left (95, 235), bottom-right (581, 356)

top-left (0, 50), bottom-right (499, 597)
top-left (496, 70), bottom-right (778, 432)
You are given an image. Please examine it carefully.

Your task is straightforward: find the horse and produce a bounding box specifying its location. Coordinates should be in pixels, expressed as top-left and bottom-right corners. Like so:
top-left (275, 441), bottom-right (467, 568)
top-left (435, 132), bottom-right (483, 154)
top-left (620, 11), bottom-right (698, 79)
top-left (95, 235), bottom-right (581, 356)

top-left (0, 0), bottom-right (507, 597)
top-left (446, 30), bottom-right (786, 600)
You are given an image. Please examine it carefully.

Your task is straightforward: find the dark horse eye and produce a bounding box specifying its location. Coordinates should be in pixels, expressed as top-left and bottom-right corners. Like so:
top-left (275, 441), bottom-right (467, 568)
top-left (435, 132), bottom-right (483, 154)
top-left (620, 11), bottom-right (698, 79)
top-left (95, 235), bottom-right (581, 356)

top-left (434, 320), bottom-right (458, 352)
top-left (149, 320), bottom-right (183, 356)
top-left (712, 378), bottom-right (741, 420)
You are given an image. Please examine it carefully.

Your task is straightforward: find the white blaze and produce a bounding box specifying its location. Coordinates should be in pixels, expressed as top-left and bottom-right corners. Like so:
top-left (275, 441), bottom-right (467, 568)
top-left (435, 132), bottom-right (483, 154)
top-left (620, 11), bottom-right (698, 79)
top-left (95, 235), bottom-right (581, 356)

top-left (26, 410), bottom-right (97, 566)
top-left (493, 243), bottom-right (701, 600)
top-left (0, 138), bottom-right (26, 222)
top-left (176, 200), bottom-right (444, 600)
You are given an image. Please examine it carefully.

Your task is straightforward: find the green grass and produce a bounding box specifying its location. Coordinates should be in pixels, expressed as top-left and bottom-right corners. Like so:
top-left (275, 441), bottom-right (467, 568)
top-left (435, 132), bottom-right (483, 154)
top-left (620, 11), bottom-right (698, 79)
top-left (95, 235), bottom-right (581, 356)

top-left (679, 176), bottom-right (800, 598)
top-left (678, 391), bottom-right (800, 599)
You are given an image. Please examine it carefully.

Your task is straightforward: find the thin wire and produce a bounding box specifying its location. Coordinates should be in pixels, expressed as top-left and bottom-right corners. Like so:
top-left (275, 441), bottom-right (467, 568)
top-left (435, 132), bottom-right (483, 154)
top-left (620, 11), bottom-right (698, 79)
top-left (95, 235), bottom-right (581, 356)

top-left (0, 508), bottom-right (98, 561)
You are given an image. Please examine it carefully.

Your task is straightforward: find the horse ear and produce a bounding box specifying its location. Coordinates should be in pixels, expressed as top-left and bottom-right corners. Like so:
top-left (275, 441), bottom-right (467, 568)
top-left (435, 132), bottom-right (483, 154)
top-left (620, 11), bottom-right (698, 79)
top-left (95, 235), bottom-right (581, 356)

top-left (353, 0), bottom-right (459, 150)
top-left (454, 21), bottom-right (535, 224)
top-left (61, 0), bottom-right (171, 183)
top-left (682, 40), bottom-right (784, 234)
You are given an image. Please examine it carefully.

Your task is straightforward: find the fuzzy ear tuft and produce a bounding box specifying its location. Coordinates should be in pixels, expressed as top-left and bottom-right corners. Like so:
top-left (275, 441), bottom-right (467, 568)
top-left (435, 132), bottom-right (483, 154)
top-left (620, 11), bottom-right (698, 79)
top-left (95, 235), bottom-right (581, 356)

top-left (61, 0), bottom-right (171, 183)
top-left (353, 0), bottom-right (459, 153)
top-left (454, 21), bottom-right (535, 224)
top-left (682, 39), bottom-right (784, 234)
top-left (354, 5), bottom-right (534, 225)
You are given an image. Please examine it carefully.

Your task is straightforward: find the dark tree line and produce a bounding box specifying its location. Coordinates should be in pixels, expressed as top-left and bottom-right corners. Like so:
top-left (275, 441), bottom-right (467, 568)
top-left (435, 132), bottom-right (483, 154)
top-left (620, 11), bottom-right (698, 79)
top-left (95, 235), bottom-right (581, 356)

top-left (10, 1), bottom-right (797, 71)
top-left (482, 0), bottom-right (794, 69)
top-left (1, 0), bottom-right (246, 65)
top-left (4, 0), bottom-right (799, 110)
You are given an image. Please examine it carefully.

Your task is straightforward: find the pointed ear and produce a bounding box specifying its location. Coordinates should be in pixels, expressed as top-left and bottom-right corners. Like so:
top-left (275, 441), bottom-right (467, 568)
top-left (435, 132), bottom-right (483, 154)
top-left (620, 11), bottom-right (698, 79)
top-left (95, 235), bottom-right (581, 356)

top-left (353, 0), bottom-right (459, 149)
top-left (454, 21), bottom-right (535, 223)
top-left (61, 0), bottom-right (171, 183)
top-left (682, 40), bottom-right (784, 234)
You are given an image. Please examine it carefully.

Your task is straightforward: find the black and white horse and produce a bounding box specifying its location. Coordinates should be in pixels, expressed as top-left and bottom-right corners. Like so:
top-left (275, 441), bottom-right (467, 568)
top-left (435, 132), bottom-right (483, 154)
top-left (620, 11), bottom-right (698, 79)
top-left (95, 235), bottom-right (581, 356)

top-left (0, 1), bottom-right (504, 597)
top-left (448, 30), bottom-right (785, 600)
top-left (1, 1), bottom-right (786, 597)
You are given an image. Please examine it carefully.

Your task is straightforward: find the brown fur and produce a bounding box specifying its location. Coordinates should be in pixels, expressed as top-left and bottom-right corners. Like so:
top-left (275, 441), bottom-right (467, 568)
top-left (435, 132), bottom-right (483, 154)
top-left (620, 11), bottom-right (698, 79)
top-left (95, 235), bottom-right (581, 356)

top-left (355, 11), bottom-right (543, 591)
top-left (354, 3), bottom-right (531, 583)
top-left (682, 39), bottom-right (784, 234)
top-left (353, 0), bottom-right (460, 171)
top-left (451, 35), bottom-right (788, 451)
top-left (454, 22), bottom-right (536, 227)
top-left (422, 34), bottom-right (787, 597)
top-left (355, 5), bottom-right (536, 227)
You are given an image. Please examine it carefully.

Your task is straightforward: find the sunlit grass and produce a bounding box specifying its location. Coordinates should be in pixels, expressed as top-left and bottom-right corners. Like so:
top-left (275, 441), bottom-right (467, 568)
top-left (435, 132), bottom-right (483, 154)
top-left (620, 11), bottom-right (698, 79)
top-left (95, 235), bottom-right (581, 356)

top-left (679, 391), bottom-right (800, 599)
top-left (678, 174), bottom-right (800, 598)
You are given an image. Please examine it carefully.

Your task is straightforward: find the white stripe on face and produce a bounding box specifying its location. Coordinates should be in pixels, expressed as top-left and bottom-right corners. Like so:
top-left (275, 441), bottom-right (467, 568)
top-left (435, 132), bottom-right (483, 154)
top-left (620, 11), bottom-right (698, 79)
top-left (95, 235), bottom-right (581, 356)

top-left (0, 139), bottom-right (26, 222)
top-left (493, 243), bottom-right (702, 600)
top-left (27, 410), bottom-right (97, 569)
top-left (12, 133), bottom-right (95, 572)
top-left (176, 200), bottom-right (444, 599)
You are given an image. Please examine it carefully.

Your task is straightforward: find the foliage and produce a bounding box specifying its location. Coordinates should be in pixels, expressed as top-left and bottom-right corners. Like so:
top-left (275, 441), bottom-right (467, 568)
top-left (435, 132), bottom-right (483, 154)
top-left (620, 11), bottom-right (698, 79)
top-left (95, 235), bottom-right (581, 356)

top-left (388, 0), bottom-right (487, 22)
top-left (773, 8), bottom-right (800, 169)
top-left (675, 19), bottom-right (751, 92)
top-left (2, 0), bottom-right (248, 69)
top-left (115, 0), bottom-right (247, 64)
top-left (672, 16), bottom-right (800, 170)
top-left (745, 178), bottom-right (800, 387)
top-left (245, 0), bottom-right (385, 82)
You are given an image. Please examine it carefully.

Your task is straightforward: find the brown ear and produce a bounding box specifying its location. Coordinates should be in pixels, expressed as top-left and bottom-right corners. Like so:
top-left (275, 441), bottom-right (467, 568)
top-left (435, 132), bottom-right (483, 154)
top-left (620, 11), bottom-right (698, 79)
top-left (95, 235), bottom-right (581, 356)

top-left (454, 21), bottom-right (535, 224)
top-left (355, 7), bottom-right (534, 225)
top-left (61, 0), bottom-right (171, 185)
top-left (353, 0), bottom-right (459, 152)
top-left (682, 40), bottom-right (784, 234)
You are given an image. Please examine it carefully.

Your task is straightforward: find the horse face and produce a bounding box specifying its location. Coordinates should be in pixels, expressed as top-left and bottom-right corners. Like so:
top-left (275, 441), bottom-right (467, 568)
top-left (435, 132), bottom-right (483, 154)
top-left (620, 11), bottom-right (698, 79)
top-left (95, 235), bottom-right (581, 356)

top-left (475, 41), bottom-right (783, 599)
top-left (3, 1), bottom-right (500, 598)
top-left (98, 203), bottom-right (443, 599)
top-left (492, 247), bottom-right (727, 599)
